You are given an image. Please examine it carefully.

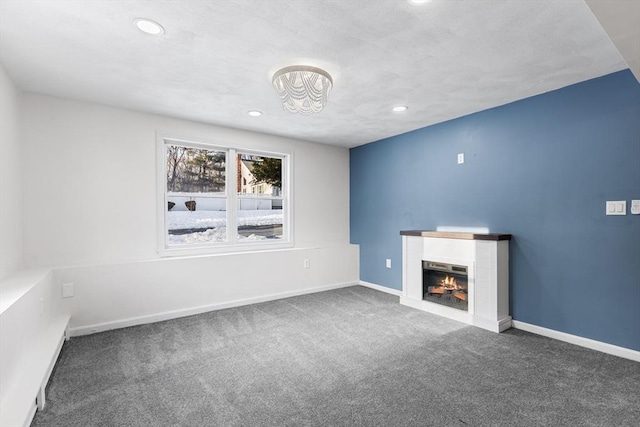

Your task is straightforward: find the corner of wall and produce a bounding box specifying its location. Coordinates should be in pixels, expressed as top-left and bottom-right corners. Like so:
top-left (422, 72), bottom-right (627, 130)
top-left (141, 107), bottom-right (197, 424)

top-left (0, 64), bottom-right (23, 280)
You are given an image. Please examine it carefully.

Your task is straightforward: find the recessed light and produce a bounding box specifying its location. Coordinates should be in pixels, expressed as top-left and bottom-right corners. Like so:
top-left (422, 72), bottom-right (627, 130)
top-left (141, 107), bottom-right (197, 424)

top-left (248, 110), bottom-right (263, 117)
top-left (392, 105), bottom-right (409, 112)
top-left (133, 18), bottom-right (165, 35)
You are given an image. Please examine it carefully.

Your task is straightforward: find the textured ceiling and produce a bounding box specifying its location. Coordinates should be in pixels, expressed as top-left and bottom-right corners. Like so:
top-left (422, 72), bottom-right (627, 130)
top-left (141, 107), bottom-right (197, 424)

top-left (0, 0), bottom-right (630, 148)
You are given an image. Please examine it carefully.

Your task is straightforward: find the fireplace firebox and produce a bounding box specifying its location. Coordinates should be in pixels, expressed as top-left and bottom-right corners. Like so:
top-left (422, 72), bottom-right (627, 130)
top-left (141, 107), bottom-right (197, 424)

top-left (422, 261), bottom-right (468, 311)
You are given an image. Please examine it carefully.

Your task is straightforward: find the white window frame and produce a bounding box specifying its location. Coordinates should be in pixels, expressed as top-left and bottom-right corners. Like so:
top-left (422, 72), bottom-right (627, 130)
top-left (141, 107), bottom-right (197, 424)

top-left (157, 134), bottom-right (293, 256)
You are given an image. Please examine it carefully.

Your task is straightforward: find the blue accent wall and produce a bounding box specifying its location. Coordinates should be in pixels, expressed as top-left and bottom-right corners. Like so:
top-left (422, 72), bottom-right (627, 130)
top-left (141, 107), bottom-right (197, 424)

top-left (350, 70), bottom-right (640, 351)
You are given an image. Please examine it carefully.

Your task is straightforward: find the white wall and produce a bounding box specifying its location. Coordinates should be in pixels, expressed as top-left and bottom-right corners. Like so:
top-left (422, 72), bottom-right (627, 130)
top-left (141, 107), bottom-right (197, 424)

top-left (21, 94), bottom-right (351, 267)
top-left (56, 245), bottom-right (358, 335)
top-left (0, 65), bottom-right (22, 279)
top-left (20, 94), bottom-right (358, 331)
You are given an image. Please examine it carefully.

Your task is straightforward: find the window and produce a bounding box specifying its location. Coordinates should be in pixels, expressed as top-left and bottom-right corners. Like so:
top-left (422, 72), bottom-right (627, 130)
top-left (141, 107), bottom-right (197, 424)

top-left (158, 137), bottom-right (291, 254)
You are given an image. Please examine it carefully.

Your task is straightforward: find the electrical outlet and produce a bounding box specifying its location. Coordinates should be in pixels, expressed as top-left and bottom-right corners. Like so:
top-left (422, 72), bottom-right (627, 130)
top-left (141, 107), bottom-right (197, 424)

top-left (62, 282), bottom-right (74, 298)
top-left (385, 259), bottom-right (392, 269)
top-left (631, 200), bottom-right (640, 215)
top-left (303, 259), bottom-right (310, 269)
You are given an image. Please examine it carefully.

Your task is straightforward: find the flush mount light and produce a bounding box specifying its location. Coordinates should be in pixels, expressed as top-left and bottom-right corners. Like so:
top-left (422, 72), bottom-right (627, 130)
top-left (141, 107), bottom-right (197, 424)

top-left (408, 0), bottom-right (432, 4)
top-left (392, 105), bottom-right (409, 112)
top-left (247, 110), bottom-right (263, 117)
top-left (272, 65), bottom-right (333, 115)
top-left (133, 18), bottom-right (165, 35)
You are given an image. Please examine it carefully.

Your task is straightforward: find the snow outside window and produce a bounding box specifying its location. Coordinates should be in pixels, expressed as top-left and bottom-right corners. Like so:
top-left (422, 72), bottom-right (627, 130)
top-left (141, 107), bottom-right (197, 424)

top-left (158, 138), bottom-right (291, 255)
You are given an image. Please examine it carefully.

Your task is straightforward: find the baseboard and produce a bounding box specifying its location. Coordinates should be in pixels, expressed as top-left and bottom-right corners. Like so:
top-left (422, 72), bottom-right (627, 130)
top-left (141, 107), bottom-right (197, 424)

top-left (511, 320), bottom-right (640, 362)
top-left (70, 281), bottom-right (357, 337)
top-left (358, 281), bottom-right (403, 296)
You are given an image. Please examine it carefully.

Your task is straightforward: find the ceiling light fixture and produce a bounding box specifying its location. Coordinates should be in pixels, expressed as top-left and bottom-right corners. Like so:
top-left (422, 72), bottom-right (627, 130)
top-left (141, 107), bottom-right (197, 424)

top-left (408, 0), bottom-right (432, 4)
top-left (247, 110), bottom-right (263, 117)
top-left (272, 65), bottom-right (333, 115)
top-left (133, 18), bottom-right (165, 35)
top-left (392, 105), bottom-right (409, 112)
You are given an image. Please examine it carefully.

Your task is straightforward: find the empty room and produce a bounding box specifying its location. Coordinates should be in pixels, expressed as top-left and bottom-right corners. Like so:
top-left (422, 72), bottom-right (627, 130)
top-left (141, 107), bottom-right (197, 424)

top-left (0, 1), bottom-right (638, 426)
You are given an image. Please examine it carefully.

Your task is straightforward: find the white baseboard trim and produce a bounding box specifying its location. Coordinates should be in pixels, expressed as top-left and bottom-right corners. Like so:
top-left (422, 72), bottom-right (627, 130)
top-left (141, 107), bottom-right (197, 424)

top-left (70, 281), bottom-right (357, 337)
top-left (358, 280), bottom-right (403, 297)
top-left (511, 320), bottom-right (640, 362)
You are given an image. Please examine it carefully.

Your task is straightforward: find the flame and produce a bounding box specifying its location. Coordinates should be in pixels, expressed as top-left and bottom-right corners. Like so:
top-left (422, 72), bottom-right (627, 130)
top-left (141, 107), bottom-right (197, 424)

top-left (440, 275), bottom-right (459, 290)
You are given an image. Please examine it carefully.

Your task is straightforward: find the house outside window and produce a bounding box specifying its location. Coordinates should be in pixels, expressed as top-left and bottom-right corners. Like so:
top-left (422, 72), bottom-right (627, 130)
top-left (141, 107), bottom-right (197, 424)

top-left (158, 137), bottom-right (291, 254)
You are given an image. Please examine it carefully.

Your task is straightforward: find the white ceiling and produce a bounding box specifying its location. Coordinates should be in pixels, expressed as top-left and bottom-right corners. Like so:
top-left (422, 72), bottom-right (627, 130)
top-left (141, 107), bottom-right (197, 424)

top-left (0, 0), bottom-right (633, 148)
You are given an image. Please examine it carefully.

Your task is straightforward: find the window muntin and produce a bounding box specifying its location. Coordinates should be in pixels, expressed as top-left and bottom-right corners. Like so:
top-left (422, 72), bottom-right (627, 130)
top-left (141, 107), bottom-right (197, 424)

top-left (160, 138), bottom-right (290, 253)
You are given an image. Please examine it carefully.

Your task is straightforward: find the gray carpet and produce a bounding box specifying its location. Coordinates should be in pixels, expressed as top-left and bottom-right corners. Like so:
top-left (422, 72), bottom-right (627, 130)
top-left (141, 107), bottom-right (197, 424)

top-left (32, 286), bottom-right (639, 426)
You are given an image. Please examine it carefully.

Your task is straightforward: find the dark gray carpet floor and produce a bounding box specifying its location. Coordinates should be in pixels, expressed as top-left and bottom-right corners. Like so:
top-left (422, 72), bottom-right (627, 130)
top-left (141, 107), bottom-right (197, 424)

top-left (32, 286), bottom-right (639, 426)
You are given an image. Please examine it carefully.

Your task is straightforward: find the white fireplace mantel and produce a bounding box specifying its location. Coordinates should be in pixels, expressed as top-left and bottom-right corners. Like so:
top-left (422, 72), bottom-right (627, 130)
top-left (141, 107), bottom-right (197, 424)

top-left (400, 230), bottom-right (512, 333)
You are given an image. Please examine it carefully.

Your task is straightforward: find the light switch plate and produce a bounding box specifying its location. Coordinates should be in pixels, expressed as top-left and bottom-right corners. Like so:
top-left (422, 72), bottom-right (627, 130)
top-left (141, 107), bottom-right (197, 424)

top-left (457, 153), bottom-right (464, 164)
top-left (631, 200), bottom-right (640, 215)
top-left (606, 201), bottom-right (626, 216)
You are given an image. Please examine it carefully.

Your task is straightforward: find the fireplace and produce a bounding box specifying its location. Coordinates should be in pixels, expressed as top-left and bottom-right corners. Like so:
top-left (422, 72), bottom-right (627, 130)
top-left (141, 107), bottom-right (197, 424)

top-left (423, 261), bottom-right (468, 311)
top-left (400, 230), bottom-right (512, 333)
